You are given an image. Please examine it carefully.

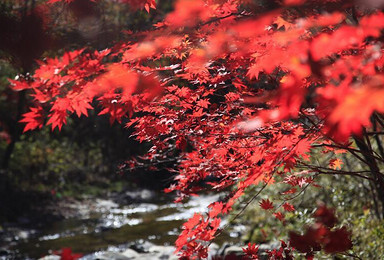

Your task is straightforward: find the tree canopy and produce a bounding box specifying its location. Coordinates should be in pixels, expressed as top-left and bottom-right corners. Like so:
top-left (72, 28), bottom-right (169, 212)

top-left (6, 0), bottom-right (384, 258)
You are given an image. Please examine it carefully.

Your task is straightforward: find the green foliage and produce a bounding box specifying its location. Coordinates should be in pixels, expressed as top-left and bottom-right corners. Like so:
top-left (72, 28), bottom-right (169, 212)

top-left (10, 127), bottom-right (104, 191)
top-left (239, 168), bottom-right (384, 258)
top-left (351, 211), bottom-right (384, 259)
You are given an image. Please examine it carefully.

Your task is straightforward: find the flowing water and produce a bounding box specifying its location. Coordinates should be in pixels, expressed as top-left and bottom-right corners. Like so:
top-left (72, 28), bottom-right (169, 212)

top-left (2, 192), bottom-right (239, 259)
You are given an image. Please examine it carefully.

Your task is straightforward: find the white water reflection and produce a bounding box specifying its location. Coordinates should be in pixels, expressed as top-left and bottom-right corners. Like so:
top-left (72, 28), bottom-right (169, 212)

top-left (100, 216), bottom-right (142, 229)
top-left (109, 204), bottom-right (159, 215)
top-left (157, 194), bottom-right (221, 221)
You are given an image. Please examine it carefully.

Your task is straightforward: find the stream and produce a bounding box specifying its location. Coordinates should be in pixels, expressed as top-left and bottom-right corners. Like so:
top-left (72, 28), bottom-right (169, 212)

top-left (0, 190), bottom-right (241, 259)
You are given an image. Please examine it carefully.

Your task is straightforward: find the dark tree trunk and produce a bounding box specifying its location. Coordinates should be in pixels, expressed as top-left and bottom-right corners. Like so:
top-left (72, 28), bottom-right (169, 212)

top-left (1, 91), bottom-right (25, 169)
top-left (354, 135), bottom-right (384, 219)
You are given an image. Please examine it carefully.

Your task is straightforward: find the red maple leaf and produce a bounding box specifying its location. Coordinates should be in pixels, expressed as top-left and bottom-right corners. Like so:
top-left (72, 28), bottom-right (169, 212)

top-left (209, 202), bottom-right (223, 219)
top-left (329, 158), bottom-right (343, 170)
top-left (242, 243), bottom-right (259, 259)
top-left (282, 202), bottom-right (295, 212)
top-left (20, 106), bottom-right (45, 132)
top-left (183, 213), bottom-right (201, 230)
top-left (259, 199), bottom-right (274, 210)
top-left (274, 212), bottom-right (285, 221)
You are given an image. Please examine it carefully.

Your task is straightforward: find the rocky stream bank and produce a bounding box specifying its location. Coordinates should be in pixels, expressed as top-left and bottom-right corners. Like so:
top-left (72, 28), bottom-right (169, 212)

top-left (0, 190), bottom-right (279, 260)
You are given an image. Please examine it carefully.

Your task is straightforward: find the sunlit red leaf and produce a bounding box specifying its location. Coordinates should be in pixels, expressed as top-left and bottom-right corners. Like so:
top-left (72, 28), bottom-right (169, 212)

top-left (259, 199), bottom-right (274, 210)
top-left (20, 106), bottom-right (45, 132)
top-left (282, 202), bottom-right (295, 212)
top-left (329, 158), bottom-right (343, 170)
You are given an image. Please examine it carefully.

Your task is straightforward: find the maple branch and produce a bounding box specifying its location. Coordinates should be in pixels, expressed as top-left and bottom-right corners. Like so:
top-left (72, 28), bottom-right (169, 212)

top-left (299, 112), bottom-right (384, 169)
top-left (188, 132), bottom-right (267, 139)
top-left (297, 162), bottom-right (374, 181)
top-left (209, 179), bottom-right (270, 245)
top-left (354, 135), bottom-right (384, 219)
top-left (363, 128), bottom-right (374, 152)
top-left (371, 115), bottom-right (384, 161)
top-left (198, 12), bottom-right (241, 28)
top-left (360, 128), bottom-right (384, 163)
top-left (311, 143), bottom-right (374, 165)
top-left (281, 181), bottom-right (313, 201)
top-left (364, 133), bottom-right (384, 164)
top-left (210, 125), bottom-right (318, 244)
top-left (374, 113), bottom-right (384, 129)
top-left (368, 180), bottom-right (382, 220)
top-left (316, 170), bottom-right (373, 181)
top-left (311, 143), bottom-right (358, 152)
top-left (339, 252), bottom-right (362, 260)
top-left (121, 157), bottom-right (181, 172)
top-left (364, 131), bottom-right (384, 135)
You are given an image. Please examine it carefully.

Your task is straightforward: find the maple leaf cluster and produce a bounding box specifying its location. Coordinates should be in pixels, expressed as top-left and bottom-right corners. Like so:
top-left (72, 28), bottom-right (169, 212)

top-left (242, 242), bottom-right (259, 259)
top-left (9, 0), bottom-right (384, 258)
top-left (243, 240), bottom-right (295, 260)
top-left (289, 205), bottom-right (352, 258)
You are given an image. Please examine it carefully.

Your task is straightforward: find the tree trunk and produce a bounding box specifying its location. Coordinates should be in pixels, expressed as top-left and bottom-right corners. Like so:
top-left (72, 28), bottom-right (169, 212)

top-left (354, 135), bottom-right (384, 219)
top-left (1, 91), bottom-right (25, 169)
